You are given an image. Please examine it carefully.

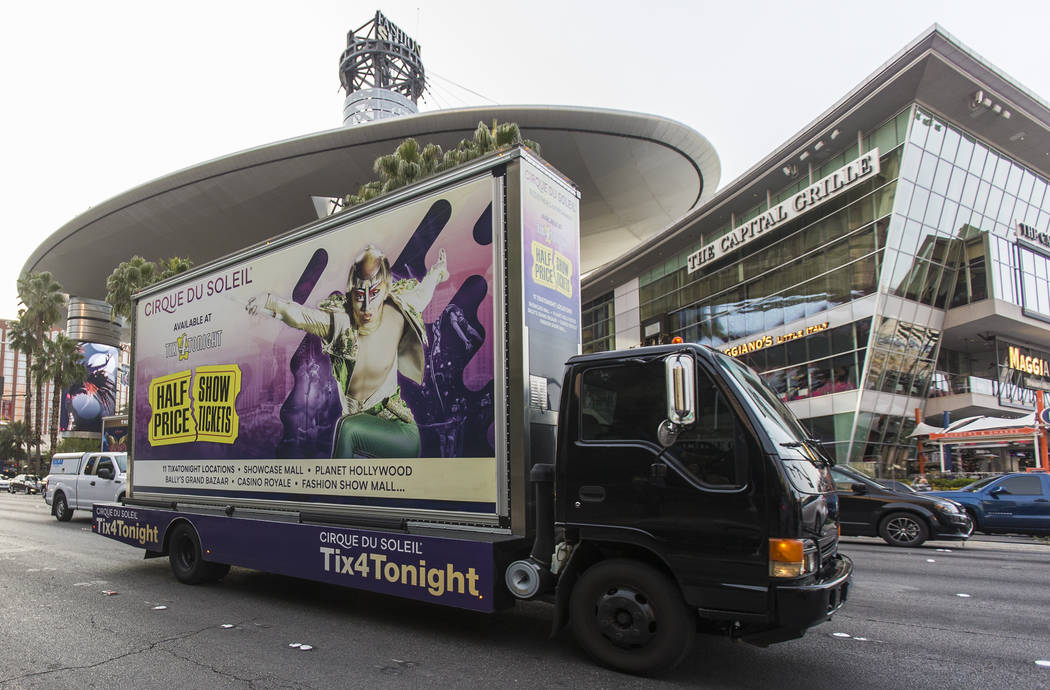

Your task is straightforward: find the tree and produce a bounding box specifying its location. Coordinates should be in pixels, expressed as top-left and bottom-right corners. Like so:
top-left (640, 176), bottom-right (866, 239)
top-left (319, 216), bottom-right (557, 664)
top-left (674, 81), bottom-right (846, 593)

top-left (343, 121), bottom-right (540, 209)
top-left (16, 268), bottom-right (65, 468)
top-left (54, 436), bottom-right (102, 453)
top-left (16, 271), bottom-right (66, 470)
top-left (7, 315), bottom-right (39, 465)
top-left (40, 334), bottom-right (87, 455)
top-left (0, 423), bottom-right (27, 464)
top-left (105, 256), bottom-right (193, 320)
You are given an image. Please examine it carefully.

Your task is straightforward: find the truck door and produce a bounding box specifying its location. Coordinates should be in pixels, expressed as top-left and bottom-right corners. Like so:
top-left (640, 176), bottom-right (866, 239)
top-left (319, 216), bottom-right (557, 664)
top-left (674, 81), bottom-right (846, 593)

top-left (79, 454), bottom-right (117, 505)
top-left (566, 358), bottom-right (768, 612)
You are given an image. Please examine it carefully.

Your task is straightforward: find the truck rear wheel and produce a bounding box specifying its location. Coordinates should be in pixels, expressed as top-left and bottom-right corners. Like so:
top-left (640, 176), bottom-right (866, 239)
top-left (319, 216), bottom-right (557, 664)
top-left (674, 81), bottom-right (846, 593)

top-left (168, 523), bottom-right (228, 584)
top-left (53, 493), bottom-right (73, 522)
top-left (569, 558), bottom-right (695, 675)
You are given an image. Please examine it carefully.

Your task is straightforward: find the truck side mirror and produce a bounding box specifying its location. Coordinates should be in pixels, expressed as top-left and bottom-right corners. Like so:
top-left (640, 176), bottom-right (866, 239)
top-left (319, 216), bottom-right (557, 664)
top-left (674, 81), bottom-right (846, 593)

top-left (97, 467), bottom-right (114, 480)
top-left (664, 353), bottom-right (696, 426)
top-left (850, 483), bottom-right (867, 495)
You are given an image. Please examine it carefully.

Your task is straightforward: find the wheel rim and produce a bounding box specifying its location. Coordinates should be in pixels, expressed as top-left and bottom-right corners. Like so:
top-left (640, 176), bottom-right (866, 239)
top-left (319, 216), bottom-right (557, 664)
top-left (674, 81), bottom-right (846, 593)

top-left (593, 585), bottom-right (658, 649)
top-left (887, 516), bottom-right (921, 544)
top-left (56, 496), bottom-right (65, 515)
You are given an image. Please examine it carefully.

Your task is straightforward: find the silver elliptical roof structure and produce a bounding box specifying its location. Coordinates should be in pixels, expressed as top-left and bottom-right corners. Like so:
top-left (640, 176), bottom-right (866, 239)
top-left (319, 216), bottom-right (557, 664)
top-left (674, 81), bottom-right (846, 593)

top-left (339, 11), bottom-right (425, 126)
top-left (23, 13), bottom-right (719, 297)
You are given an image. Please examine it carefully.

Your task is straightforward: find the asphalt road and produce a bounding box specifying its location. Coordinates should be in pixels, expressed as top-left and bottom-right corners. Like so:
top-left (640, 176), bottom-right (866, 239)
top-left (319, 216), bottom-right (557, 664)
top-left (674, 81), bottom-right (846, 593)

top-left (1, 491), bottom-right (1049, 689)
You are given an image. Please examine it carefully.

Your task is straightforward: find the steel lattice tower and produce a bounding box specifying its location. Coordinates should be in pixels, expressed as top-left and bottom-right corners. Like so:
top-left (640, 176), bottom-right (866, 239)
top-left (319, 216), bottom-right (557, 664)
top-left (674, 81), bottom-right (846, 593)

top-left (339, 11), bottom-right (425, 126)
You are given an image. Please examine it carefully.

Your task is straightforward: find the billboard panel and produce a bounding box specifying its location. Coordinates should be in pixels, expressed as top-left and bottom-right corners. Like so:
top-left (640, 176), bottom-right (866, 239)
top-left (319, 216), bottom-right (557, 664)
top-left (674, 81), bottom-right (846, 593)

top-left (132, 175), bottom-right (498, 514)
top-left (61, 342), bottom-right (119, 432)
top-left (521, 158), bottom-right (581, 410)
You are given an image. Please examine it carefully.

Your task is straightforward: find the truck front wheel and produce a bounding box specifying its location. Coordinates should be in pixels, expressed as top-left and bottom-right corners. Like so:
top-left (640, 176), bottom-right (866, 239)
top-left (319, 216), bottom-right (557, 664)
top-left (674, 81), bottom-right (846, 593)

top-left (168, 523), bottom-right (229, 584)
top-left (53, 493), bottom-right (73, 522)
top-left (569, 558), bottom-right (695, 675)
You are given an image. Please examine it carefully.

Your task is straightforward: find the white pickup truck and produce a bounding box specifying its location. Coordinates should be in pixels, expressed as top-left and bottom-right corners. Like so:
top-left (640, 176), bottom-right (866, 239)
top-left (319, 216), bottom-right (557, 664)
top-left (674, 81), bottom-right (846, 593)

top-left (44, 452), bottom-right (128, 521)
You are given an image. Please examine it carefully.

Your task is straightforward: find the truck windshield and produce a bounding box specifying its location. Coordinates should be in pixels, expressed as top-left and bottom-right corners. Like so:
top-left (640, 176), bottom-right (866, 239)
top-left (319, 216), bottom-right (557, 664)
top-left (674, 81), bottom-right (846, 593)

top-left (713, 351), bottom-right (832, 494)
top-left (715, 352), bottom-right (811, 447)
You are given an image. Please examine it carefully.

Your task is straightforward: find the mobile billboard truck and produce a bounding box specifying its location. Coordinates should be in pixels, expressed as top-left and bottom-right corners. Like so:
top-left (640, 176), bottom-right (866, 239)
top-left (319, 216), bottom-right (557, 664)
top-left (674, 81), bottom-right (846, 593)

top-left (95, 148), bottom-right (851, 674)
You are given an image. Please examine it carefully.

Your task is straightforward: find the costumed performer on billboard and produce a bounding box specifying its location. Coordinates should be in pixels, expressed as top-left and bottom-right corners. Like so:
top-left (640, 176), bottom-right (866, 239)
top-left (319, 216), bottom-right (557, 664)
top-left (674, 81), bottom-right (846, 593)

top-left (248, 245), bottom-right (449, 459)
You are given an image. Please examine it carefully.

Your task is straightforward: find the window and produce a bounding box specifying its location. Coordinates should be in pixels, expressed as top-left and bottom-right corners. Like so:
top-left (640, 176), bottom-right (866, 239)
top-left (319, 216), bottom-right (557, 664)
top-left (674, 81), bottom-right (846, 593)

top-left (996, 476), bottom-right (1043, 496)
top-left (674, 367), bottom-right (748, 487)
top-left (578, 359), bottom-right (749, 488)
top-left (831, 467), bottom-right (865, 492)
top-left (84, 457), bottom-right (98, 475)
top-left (579, 365), bottom-right (664, 443)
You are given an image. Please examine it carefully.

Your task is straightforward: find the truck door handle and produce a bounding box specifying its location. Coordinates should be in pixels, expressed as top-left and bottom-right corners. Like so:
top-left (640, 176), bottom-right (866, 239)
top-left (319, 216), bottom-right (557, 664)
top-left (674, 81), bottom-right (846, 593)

top-left (90, 481), bottom-right (96, 486)
top-left (578, 486), bottom-right (605, 502)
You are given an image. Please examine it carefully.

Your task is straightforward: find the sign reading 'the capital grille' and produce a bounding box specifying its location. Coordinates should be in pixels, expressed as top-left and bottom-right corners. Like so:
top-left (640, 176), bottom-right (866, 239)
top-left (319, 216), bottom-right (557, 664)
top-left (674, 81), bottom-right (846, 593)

top-left (687, 149), bottom-right (880, 274)
top-left (1017, 222), bottom-right (1050, 254)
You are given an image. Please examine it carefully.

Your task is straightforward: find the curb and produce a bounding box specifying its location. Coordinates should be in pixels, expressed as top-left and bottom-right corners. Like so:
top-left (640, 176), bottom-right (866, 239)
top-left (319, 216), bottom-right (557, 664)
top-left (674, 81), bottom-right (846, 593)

top-left (840, 536), bottom-right (1049, 553)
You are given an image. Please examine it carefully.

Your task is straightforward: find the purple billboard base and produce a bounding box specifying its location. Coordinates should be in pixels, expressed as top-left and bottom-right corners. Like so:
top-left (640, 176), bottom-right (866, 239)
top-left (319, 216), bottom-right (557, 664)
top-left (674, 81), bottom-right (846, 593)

top-left (93, 504), bottom-right (497, 613)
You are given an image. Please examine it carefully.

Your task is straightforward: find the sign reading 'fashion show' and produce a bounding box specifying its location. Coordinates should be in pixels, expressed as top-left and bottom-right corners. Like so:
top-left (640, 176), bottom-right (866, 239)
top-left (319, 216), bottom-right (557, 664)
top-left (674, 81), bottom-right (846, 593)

top-left (687, 149), bottom-right (881, 274)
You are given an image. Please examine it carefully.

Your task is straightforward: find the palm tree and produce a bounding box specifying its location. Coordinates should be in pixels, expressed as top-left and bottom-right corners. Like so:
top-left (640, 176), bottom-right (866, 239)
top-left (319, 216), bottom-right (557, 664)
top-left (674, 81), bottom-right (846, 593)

top-left (40, 334), bottom-right (87, 455)
top-left (2, 421), bottom-right (30, 465)
top-left (7, 315), bottom-right (38, 463)
top-left (343, 121), bottom-right (540, 209)
top-left (105, 256), bottom-right (158, 322)
top-left (105, 256), bottom-right (193, 321)
top-left (29, 351), bottom-right (50, 471)
top-left (441, 121), bottom-right (541, 170)
top-left (17, 272), bottom-right (65, 467)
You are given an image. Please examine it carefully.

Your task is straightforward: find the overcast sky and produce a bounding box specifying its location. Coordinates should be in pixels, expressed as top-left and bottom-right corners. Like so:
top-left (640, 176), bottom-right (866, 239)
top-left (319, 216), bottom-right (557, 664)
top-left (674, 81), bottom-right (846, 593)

top-left (3, 0), bottom-right (1050, 319)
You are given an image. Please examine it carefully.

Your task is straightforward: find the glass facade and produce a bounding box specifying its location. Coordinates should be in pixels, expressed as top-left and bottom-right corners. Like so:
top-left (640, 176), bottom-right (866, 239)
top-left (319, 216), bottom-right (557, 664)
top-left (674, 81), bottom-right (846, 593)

top-left (582, 293), bottom-right (615, 354)
top-left (589, 103), bottom-right (1050, 478)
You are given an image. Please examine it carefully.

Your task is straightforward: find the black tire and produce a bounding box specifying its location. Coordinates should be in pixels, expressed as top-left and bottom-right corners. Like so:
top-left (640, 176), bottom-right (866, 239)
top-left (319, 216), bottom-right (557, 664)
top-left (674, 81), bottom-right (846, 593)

top-left (879, 511), bottom-right (929, 547)
top-left (963, 508), bottom-right (982, 534)
top-left (53, 492), bottom-right (73, 522)
top-left (168, 523), bottom-right (228, 584)
top-left (569, 558), bottom-right (695, 675)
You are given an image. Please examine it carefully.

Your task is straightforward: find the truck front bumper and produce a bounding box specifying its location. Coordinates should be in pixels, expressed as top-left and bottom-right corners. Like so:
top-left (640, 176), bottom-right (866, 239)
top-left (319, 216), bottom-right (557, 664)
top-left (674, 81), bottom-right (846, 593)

top-left (773, 553), bottom-right (852, 631)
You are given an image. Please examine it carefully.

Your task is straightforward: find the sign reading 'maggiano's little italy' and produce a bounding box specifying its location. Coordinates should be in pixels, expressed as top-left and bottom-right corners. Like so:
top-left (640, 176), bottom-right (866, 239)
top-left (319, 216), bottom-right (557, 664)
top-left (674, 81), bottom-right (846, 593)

top-left (687, 149), bottom-right (881, 274)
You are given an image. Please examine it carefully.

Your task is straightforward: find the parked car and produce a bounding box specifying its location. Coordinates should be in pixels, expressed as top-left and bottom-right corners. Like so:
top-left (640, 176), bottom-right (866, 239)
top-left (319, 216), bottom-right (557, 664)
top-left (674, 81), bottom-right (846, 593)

top-left (0, 476), bottom-right (10, 491)
top-left (831, 465), bottom-right (972, 547)
top-left (9, 474), bottom-right (41, 494)
top-left (927, 473), bottom-right (1050, 536)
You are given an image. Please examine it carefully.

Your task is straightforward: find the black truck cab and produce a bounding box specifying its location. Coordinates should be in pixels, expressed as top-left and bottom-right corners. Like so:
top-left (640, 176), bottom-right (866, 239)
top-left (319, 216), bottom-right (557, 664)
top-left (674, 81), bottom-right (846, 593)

top-left (535, 343), bottom-right (851, 672)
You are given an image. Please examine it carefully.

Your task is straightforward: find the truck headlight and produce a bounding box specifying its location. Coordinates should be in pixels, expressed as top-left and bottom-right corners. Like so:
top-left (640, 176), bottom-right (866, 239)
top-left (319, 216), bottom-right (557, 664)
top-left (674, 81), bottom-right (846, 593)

top-left (769, 538), bottom-right (818, 578)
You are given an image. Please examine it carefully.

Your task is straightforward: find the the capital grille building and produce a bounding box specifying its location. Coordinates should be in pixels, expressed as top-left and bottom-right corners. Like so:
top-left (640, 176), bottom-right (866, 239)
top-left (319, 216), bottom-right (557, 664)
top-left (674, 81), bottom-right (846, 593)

top-left (23, 21), bottom-right (1050, 478)
top-left (582, 26), bottom-right (1050, 477)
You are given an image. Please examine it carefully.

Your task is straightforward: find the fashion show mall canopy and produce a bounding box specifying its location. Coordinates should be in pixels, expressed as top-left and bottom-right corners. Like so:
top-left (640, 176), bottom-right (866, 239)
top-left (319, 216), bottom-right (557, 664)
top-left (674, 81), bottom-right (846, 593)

top-left (22, 105), bottom-right (720, 300)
